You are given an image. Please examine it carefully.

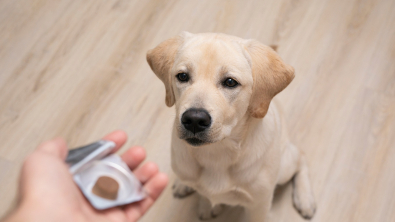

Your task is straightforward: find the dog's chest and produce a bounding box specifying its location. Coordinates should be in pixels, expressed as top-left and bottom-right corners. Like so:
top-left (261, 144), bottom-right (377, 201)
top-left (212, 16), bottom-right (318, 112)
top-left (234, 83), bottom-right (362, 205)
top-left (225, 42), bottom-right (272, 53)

top-left (195, 164), bottom-right (254, 206)
top-left (174, 145), bottom-right (255, 205)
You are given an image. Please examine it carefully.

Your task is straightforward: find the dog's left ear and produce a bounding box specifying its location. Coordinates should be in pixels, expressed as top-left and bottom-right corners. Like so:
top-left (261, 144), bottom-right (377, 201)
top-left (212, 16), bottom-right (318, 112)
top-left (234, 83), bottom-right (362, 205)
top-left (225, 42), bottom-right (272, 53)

top-left (147, 32), bottom-right (192, 107)
top-left (243, 40), bottom-right (295, 118)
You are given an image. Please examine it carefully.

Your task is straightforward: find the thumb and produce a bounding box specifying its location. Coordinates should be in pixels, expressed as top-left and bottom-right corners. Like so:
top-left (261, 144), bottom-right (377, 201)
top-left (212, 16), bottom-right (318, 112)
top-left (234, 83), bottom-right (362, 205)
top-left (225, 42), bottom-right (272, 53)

top-left (37, 138), bottom-right (68, 160)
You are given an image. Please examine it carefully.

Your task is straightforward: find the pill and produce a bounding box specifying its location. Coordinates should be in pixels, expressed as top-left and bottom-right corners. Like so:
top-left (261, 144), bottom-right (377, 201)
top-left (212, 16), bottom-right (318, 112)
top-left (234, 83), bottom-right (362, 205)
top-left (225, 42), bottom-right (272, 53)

top-left (92, 176), bottom-right (119, 200)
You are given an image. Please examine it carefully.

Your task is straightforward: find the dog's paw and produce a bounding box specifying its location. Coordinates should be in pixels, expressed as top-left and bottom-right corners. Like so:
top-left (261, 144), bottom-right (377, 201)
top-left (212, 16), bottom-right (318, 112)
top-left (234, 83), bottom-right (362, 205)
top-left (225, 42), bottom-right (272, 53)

top-left (172, 180), bottom-right (195, 198)
top-left (292, 188), bottom-right (316, 219)
top-left (198, 204), bottom-right (224, 220)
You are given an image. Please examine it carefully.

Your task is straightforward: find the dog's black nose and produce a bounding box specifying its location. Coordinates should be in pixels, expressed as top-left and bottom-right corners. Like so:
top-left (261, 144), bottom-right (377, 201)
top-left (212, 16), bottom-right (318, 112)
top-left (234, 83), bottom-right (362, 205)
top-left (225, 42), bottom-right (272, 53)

top-left (181, 109), bottom-right (211, 134)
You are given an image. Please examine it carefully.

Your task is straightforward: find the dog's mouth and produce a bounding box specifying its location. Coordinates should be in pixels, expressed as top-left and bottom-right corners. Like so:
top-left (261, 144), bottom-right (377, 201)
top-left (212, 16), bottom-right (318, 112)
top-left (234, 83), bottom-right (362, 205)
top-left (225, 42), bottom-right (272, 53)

top-left (185, 137), bottom-right (207, 146)
top-left (178, 124), bottom-right (212, 146)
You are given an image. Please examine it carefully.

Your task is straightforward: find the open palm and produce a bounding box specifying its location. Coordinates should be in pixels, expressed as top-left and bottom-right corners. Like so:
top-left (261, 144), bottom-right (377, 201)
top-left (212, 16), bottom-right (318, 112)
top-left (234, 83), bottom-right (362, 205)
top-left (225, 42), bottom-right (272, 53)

top-left (11, 131), bottom-right (167, 222)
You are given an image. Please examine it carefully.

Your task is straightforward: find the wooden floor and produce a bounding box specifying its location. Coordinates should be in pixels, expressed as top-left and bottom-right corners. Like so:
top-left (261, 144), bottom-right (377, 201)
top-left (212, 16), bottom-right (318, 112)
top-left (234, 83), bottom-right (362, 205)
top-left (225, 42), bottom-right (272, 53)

top-left (1, 0), bottom-right (395, 221)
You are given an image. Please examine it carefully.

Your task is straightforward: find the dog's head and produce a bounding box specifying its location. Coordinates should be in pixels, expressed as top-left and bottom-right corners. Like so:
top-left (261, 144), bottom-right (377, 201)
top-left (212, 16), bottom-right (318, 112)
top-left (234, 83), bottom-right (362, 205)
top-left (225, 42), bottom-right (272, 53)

top-left (147, 32), bottom-right (294, 146)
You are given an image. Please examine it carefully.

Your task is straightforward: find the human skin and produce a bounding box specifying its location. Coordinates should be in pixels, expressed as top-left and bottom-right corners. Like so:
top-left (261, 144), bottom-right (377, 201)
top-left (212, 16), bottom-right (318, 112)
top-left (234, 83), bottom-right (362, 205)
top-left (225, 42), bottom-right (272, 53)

top-left (2, 130), bottom-right (168, 222)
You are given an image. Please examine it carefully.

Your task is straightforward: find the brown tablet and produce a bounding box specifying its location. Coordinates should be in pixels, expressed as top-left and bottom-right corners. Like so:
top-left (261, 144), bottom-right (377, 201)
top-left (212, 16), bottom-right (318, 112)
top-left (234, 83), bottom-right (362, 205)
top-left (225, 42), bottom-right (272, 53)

top-left (92, 176), bottom-right (119, 200)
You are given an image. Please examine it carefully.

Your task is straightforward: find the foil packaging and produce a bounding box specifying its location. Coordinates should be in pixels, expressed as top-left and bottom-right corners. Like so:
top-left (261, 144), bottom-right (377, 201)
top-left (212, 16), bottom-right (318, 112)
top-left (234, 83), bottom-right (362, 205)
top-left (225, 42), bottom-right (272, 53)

top-left (66, 140), bottom-right (146, 210)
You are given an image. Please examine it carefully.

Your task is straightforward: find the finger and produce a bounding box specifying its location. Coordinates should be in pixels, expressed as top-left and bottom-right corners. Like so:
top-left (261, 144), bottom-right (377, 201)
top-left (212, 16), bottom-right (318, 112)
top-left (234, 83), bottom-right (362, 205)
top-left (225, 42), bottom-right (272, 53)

top-left (124, 173), bottom-right (168, 220)
top-left (132, 162), bottom-right (158, 184)
top-left (121, 146), bottom-right (146, 170)
top-left (37, 138), bottom-right (68, 160)
top-left (102, 130), bottom-right (127, 153)
top-left (143, 173), bottom-right (168, 200)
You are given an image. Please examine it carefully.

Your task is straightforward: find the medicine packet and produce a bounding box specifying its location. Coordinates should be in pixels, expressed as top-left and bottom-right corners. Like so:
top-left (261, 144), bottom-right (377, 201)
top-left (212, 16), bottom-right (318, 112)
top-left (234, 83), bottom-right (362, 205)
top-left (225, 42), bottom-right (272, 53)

top-left (66, 140), bottom-right (146, 210)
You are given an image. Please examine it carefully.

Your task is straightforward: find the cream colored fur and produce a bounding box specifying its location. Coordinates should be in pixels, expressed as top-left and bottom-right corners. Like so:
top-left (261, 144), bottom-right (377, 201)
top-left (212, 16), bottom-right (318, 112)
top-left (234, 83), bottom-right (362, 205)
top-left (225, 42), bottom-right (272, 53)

top-left (147, 32), bottom-right (316, 221)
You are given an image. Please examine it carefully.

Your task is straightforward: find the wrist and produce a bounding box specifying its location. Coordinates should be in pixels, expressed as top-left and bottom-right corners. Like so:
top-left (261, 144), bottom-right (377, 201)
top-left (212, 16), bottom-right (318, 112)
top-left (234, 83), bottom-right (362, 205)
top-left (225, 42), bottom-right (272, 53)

top-left (2, 201), bottom-right (84, 222)
top-left (1, 206), bottom-right (29, 222)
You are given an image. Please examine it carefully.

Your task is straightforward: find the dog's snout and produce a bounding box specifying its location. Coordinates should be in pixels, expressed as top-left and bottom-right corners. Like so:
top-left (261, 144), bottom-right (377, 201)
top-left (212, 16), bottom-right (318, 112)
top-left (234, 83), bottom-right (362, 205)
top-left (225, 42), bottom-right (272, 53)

top-left (181, 109), bottom-right (211, 134)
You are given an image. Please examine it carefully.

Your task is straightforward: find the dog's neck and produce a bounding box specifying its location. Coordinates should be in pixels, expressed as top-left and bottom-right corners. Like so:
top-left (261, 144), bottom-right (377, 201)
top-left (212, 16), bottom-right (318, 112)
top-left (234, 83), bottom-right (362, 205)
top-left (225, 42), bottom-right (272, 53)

top-left (218, 114), bottom-right (260, 150)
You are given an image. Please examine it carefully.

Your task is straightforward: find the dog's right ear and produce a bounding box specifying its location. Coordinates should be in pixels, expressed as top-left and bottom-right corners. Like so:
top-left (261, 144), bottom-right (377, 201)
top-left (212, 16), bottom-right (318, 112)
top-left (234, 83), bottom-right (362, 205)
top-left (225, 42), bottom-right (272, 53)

top-left (147, 32), bottom-right (191, 107)
top-left (243, 40), bottom-right (294, 118)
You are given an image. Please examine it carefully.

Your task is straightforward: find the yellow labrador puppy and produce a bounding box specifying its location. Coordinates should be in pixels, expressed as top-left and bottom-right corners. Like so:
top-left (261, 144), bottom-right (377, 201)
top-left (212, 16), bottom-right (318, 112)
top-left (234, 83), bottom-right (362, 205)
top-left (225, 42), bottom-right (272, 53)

top-left (147, 32), bottom-right (316, 221)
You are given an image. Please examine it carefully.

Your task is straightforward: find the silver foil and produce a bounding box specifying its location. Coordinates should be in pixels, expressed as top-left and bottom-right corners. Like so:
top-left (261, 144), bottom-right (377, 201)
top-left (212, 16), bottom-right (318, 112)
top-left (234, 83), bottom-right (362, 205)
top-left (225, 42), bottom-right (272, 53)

top-left (67, 140), bottom-right (146, 210)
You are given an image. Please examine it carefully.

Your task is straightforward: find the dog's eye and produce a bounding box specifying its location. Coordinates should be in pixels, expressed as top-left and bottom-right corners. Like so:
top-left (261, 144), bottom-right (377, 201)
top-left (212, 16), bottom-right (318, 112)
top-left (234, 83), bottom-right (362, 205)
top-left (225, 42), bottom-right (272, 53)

top-left (223, 78), bottom-right (239, 88)
top-left (176, 73), bottom-right (189, 82)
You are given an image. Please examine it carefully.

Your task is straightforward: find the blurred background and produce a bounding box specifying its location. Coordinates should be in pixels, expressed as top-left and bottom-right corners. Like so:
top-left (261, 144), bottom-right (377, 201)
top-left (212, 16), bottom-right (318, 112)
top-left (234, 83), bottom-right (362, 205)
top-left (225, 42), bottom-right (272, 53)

top-left (0, 0), bottom-right (394, 221)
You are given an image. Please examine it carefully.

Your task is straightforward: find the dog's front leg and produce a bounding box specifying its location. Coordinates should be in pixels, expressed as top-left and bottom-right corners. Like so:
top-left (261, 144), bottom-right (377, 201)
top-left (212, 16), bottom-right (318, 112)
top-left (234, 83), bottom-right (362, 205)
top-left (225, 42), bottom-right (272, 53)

top-left (172, 178), bottom-right (195, 198)
top-left (198, 195), bottom-right (224, 220)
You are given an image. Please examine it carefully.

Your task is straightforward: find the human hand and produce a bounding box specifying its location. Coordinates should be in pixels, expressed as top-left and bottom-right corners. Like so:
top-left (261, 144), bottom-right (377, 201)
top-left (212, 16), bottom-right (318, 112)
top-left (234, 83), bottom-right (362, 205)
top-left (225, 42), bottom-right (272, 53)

top-left (3, 130), bottom-right (168, 222)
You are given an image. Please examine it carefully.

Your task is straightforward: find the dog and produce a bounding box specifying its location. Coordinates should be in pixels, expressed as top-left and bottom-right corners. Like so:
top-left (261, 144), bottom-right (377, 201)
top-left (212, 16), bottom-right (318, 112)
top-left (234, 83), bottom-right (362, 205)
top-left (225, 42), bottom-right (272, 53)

top-left (147, 32), bottom-right (316, 221)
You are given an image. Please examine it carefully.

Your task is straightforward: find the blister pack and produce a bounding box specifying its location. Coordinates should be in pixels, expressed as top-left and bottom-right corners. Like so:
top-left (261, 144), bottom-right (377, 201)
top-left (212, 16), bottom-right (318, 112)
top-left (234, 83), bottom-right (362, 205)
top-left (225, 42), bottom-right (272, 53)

top-left (66, 140), bottom-right (146, 210)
